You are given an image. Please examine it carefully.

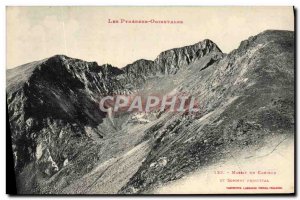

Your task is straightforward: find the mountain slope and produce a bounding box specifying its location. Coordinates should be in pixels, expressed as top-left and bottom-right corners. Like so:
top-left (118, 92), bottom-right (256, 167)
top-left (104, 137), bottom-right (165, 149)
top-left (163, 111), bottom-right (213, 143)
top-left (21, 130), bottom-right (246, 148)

top-left (120, 30), bottom-right (294, 193)
top-left (6, 30), bottom-right (294, 194)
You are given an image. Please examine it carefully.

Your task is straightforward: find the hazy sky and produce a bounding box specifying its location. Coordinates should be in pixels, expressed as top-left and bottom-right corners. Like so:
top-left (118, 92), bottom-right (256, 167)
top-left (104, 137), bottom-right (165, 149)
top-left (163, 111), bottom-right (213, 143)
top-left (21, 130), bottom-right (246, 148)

top-left (7, 6), bottom-right (294, 69)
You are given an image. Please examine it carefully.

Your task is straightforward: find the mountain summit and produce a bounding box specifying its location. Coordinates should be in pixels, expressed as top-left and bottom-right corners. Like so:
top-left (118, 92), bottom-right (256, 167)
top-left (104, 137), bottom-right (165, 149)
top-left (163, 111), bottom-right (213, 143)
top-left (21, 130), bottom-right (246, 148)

top-left (7, 30), bottom-right (294, 194)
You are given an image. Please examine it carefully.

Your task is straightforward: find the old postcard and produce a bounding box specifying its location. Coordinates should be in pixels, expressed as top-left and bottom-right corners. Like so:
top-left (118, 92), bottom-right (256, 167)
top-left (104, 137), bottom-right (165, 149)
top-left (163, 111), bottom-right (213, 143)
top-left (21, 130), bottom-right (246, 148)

top-left (6, 6), bottom-right (295, 194)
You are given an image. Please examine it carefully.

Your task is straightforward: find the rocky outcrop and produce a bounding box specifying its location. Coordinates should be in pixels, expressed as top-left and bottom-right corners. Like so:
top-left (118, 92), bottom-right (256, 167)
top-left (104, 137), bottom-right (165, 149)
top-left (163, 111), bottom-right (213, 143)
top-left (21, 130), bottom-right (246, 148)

top-left (154, 39), bottom-right (223, 74)
top-left (6, 30), bottom-right (294, 194)
top-left (120, 30), bottom-right (294, 193)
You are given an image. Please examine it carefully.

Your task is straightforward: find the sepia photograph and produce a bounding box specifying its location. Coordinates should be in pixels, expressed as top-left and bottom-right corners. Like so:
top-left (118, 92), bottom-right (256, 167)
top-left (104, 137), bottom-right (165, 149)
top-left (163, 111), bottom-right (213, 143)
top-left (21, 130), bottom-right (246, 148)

top-left (5, 6), bottom-right (295, 195)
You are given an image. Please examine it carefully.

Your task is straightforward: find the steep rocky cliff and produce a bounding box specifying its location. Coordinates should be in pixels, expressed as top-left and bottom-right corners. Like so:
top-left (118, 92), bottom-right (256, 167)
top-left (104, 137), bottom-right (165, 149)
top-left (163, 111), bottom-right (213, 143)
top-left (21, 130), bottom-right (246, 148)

top-left (7, 30), bottom-right (294, 194)
top-left (154, 39), bottom-right (223, 74)
top-left (120, 30), bottom-right (295, 193)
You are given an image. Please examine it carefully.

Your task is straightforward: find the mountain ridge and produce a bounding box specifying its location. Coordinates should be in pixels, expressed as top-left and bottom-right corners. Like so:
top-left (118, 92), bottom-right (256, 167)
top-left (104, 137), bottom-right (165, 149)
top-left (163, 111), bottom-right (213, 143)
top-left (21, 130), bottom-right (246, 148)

top-left (6, 29), bottom-right (294, 194)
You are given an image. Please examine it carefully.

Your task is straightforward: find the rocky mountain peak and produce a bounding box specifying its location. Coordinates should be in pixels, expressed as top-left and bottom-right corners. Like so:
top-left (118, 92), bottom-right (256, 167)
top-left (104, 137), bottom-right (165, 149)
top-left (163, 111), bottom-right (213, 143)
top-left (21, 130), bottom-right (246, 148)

top-left (123, 59), bottom-right (155, 77)
top-left (120, 39), bottom-right (223, 77)
top-left (231, 30), bottom-right (294, 58)
top-left (154, 39), bottom-right (223, 74)
top-left (6, 30), bottom-right (294, 194)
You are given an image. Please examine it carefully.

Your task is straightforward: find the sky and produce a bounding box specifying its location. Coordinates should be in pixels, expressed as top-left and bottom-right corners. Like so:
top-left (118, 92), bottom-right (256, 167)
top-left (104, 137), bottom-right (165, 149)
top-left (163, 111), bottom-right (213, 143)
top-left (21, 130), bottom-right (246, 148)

top-left (6, 6), bottom-right (294, 69)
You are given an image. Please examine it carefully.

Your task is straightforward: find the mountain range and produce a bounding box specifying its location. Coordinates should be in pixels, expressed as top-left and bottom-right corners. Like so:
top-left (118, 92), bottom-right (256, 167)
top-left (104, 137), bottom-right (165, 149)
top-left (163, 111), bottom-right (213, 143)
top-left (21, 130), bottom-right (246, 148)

top-left (7, 30), bottom-right (294, 194)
